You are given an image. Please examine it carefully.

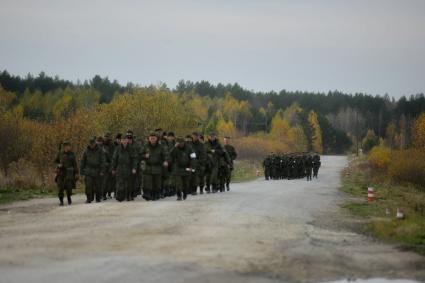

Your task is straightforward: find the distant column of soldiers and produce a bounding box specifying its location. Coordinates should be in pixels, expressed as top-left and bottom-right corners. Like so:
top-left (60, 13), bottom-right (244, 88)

top-left (54, 130), bottom-right (237, 206)
top-left (262, 153), bottom-right (321, 181)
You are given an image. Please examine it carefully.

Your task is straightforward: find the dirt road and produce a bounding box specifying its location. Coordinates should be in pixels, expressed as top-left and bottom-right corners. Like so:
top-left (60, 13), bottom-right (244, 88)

top-left (0, 156), bottom-right (424, 283)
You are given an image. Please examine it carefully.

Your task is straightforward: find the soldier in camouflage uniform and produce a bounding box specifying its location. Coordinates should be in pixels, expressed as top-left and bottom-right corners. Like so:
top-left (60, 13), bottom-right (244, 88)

top-left (164, 132), bottom-right (176, 197)
top-left (54, 141), bottom-right (78, 206)
top-left (80, 138), bottom-right (106, 203)
top-left (101, 133), bottom-right (115, 199)
top-left (189, 132), bottom-right (207, 195)
top-left (111, 134), bottom-right (138, 202)
top-left (205, 133), bottom-right (225, 193)
top-left (262, 154), bottom-right (272, 180)
top-left (169, 137), bottom-right (196, 201)
top-left (140, 133), bottom-right (169, 201)
top-left (223, 136), bottom-right (237, 191)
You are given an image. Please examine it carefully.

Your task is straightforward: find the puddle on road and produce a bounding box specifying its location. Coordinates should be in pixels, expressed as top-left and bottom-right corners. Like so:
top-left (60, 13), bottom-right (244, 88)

top-left (326, 279), bottom-right (420, 283)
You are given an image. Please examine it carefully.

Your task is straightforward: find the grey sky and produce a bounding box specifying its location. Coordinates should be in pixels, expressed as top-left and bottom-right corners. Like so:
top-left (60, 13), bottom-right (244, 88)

top-left (0, 0), bottom-right (424, 97)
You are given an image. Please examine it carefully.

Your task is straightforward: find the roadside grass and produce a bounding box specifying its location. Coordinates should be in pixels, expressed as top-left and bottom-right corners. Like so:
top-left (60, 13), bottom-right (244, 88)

top-left (341, 157), bottom-right (425, 255)
top-left (0, 186), bottom-right (56, 205)
top-left (232, 159), bottom-right (262, 183)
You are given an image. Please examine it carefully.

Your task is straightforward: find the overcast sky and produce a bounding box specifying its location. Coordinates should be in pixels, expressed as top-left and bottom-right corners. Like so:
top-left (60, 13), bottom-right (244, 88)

top-left (0, 0), bottom-right (424, 97)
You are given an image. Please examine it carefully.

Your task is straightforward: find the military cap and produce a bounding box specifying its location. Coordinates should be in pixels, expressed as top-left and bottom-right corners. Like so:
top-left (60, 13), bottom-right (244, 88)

top-left (149, 132), bottom-right (157, 137)
top-left (89, 138), bottom-right (96, 145)
top-left (176, 137), bottom-right (185, 143)
top-left (115, 133), bottom-right (122, 139)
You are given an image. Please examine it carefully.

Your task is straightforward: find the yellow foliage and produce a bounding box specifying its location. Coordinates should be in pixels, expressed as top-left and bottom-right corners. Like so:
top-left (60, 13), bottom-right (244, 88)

top-left (388, 149), bottom-right (425, 187)
top-left (308, 110), bottom-right (323, 154)
top-left (216, 118), bottom-right (236, 138)
top-left (413, 112), bottom-right (425, 150)
top-left (368, 144), bottom-right (391, 169)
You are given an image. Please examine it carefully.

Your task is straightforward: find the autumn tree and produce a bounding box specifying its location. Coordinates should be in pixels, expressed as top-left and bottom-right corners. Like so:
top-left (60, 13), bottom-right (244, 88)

top-left (308, 110), bottom-right (323, 154)
top-left (412, 112), bottom-right (425, 150)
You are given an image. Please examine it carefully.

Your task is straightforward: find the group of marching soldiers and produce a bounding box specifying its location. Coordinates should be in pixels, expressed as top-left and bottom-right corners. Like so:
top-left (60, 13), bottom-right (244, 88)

top-left (54, 129), bottom-right (237, 206)
top-left (262, 153), bottom-right (321, 181)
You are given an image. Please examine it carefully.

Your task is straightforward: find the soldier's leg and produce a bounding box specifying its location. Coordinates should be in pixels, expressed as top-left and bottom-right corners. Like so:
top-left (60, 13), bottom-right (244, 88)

top-left (143, 174), bottom-right (153, 201)
top-left (198, 168), bottom-right (205, 194)
top-left (115, 177), bottom-right (125, 202)
top-left (94, 177), bottom-right (102, 202)
top-left (153, 174), bottom-right (162, 200)
top-left (225, 165), bottom-right (231, 190)
top-left (57, 179), bottom-right (65, 206)
top-left (84, 176), bottom-right (94, 203)
top-left (182, 175), bottom-right (190, 200)
top-left (65, 181), bottom-right (73, 205)
top-left (210, 166), bottom-right (219, 193)
top-left (175, 175), bottom-right (183, 200)
top-left (205, 170), bottom-right (211, 193)
top-left (189, 171), bottom-right (197, 195)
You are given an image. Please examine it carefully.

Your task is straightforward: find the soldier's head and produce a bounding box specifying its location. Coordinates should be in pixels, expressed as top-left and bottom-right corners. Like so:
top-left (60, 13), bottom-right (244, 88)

top-left (115, 133), bottom-right (122, 144)
top-left (121, 135), bottom-right (129, 147)
top-left (148, 132), bottom-right (158, 145)
top-left (62, 141), bottom-right (71, 152)
top-left (208, 132), bottom-right (217, 141)
top-left (199, 135), bottom-right (205, 143)
top-left (224, 136), bottom-right (230, 145)
top-left (104, 132), bottom-right (111, 142)
top-left (167, 132), bottom-right (175, 143)
top-left (96, 136), bottom-right (104, 146)
top-left (192, 132), bottom-right (200, 142)
top-left (89, 138), bottom-right (96, 149)
top-left (176, 137), bottom-right (185, 148)
top-left (185, 135), bottom-right (193, 143)
top-left (126, 132), bottom-right (134, 144)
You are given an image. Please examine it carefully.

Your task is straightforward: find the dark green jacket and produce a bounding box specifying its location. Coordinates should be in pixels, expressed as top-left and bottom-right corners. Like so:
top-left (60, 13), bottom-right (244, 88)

top-left (55, 150), bottom-right (78, 182)
top-left (111, 144), bottom-right (137, 177)
top-left (80, 145), bottom-right (106, 177)
top-left (170, 144), bottom-right (196, 176)
top-left (205, 139), bottom-right (224, 167)
top-left (191, 140), bottom-right (207, 170)
top-left (224, 144), bottom-right (237, 162)
top-left (140, 142), bottom-right (168, 175)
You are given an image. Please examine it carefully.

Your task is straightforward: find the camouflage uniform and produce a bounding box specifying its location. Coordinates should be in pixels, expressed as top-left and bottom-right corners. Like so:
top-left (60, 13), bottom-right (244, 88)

top-left (140, 139), bottom-right (168, 201)
top-left (111, 143), bottom-right (137, 202)
top-left (54, 143), bottom-right (78, 206)
top-left (205, 136), bottom-right (225, 193)
top-left (169, 139), bottom-right (196, 200)
top-left (80, 141), bottom-right (106, 203)
top-left (223, 143), bottom-right (237, 190)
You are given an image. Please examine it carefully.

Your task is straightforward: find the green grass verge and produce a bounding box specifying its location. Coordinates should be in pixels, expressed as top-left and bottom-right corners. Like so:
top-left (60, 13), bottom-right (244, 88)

top-left (0, 186), bottom-right (56, 205)
top-left (232, 159), bottom-right (262, 183)
top-left (341, 157), bottom-right (425, 255)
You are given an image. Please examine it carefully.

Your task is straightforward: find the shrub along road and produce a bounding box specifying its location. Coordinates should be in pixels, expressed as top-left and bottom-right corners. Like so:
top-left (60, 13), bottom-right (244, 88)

top-left (0, 156), bottom-right (424, 283)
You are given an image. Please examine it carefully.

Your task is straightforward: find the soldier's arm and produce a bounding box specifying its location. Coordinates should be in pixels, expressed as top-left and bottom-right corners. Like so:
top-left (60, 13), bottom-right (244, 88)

top-left (100, 150), bottom-right (106, 175)
top-left (111, 149), bottom-right (118, 171)
top-left (80, 151), bottom-right (86, 174)
top-left (232, 147), bottom-right (238, 160)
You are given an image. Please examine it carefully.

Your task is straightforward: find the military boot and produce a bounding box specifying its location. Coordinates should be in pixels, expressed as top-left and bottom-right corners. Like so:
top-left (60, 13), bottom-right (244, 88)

top-left (177, 191), bottom-right (182, 201)
top-left (226, 183), bottom-right (230, 191)
top-left (59, 197), bottom-right (64, 206)
top-left (67, 195), bottom-right (72, 205)
top-left (200, 187), bottom-right (204, 194)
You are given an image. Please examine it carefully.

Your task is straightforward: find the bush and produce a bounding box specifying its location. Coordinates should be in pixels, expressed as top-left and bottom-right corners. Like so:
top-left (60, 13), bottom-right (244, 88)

top-left (368, 145), bottom-right (391, 170)
top-left (388, 149), bottom-right (425, 189)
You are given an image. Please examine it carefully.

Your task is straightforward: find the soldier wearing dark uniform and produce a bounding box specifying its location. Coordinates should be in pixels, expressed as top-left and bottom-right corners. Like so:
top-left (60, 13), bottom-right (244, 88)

top-left (164, 132), bottom-right (176, 197)
top-left (205, 133), bottom-right (225, 193)
top-left (102, 133), bottom-right (115, 199)
top-left (305, 155), bottom-right (313, 181)
top-left (169, 137), bottom-right (196, 201)
top-left (263, 154), bottom-right (272, 180)
top-left (55, 141), bottom-right (78, 206)
top-left (111, 135), bottom-right (138, 202)
top-left (223, 136), bottom-right (237, 191)
top-left (313, 154), bottom-right (321, 179)
top-left (80, 138), bottom-right (106, 203)
top-left (140, 133), bottom-right (169, 201)
top-left (190, 132), bottom-right (207, 195)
